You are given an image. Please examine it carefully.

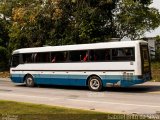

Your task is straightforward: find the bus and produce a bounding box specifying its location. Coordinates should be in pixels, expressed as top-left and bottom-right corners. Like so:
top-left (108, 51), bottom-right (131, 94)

top-left (10, 40), bottom-right (152, 91)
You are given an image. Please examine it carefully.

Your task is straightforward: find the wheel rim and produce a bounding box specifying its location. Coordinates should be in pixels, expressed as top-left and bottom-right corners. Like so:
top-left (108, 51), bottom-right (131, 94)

top-left (26, 77), bottom-right (33, 86)
top-left (90, 79), bottom-right (100, 90)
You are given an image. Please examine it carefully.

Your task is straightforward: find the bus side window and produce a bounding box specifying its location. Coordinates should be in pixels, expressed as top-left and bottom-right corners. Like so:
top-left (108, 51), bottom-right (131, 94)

top-left (23, 54), bottom-right (32, 63)
top-left (112, 48), bottom-right (135, 61)
top-left (118, 49), bottom-right (124, 56)
top-left (63, 52), bottom-right (68, 61)
top-left (105, 49), bottom-right (110, 60)
top-left (51, 52), bottom-right (68, 63)
top-left (70, 50), bottom-right (88, 62)
top-left (51, 56), bottom-right (56, 63)
top-left (89, 50), bottom-right (96, 61)
top-left (82, 52), bottom-right (88, 62)
top-left (94, 49), bottom-right (105, 61)
top-left (51, 52), bottom-right (56, 63)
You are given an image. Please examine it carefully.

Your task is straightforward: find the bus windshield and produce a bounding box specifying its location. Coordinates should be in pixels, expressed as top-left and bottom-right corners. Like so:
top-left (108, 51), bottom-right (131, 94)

top-left (11, 54), bottom-right (20, 68)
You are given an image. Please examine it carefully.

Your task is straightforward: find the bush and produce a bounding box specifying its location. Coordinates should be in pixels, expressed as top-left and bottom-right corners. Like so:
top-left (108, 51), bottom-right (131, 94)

top-left (0, 46), bottom-right (9, 71)
top-left (155, 49), bottom-right (160, 62)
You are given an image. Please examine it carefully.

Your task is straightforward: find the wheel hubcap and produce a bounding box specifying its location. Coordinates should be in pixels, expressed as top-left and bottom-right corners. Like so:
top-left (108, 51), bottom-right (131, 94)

top-left (27, 78), bottom-right (32, 85)
top-left (90, 79), bottom-right (100, 90)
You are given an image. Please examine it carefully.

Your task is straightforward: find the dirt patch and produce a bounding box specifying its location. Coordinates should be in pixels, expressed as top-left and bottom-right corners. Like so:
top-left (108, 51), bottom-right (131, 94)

top-left (0, 71), bottom-right (10, 78)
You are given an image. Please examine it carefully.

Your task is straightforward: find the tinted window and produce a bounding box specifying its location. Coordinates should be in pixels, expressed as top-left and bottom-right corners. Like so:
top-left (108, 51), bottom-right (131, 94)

top-left (141, 45), bottom-right (150, 73)
top-left (90, 49), bottom-right (111, 61)
top-left (23, 54), bottom-right (33, 63)
top-left (69, 50), bottom-right (88, 62)
top-left (35, 52), bottom-right (50, 63)
top-left (11, 54), bottom-right (20, 67)
top-left (51, 52), bottom-right (68, 63)
top-left (112, 48), bottom-right (135, 61)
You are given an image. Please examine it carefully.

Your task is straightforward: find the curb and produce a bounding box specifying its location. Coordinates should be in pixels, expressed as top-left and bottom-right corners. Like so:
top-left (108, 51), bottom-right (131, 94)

top-left (0, 78), bottom-right (11, 81)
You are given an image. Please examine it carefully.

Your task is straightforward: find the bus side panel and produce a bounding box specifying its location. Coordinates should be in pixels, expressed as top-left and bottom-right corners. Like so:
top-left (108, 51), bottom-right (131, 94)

top-left (32, 72), bottom-right (70, 86)
top-left (10, 69), bottom-right (24, 83)
top-left (27, 72), bottom-right (85, 86)
top-left (10, 60), bottom-right (147, 87)
top-left (68, 73), bottom-right (88, 86)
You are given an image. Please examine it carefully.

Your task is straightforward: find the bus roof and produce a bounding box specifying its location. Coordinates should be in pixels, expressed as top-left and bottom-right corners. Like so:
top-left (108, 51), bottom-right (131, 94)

top-left (12, 40), bottom-right (147, 54)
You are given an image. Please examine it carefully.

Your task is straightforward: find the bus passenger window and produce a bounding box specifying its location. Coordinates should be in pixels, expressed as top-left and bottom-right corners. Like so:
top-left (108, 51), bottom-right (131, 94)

top-left (51, 51), bottom-right (68, 63)
top-left (63, 52), bottom-right (68, 61)
top-left (31, 52), bottom-right (50, 63)
top-left (82, 52), bottom-right (88, 62)
top-left (105, 49), bottom-right (110, 60)
top-left (94, 49), bottom-right (105, 61)
top-left (51, 53), bottom-right (57, 63)
top-left (112, 48), bottom-right (135, 61)
top-left (51, 56), bottom-right (56, 63)
top-left (89, 50), bottom-right (96, 61)
top-left (70, 50), bottom-right (88, 62)
top-left (118, 49), bottom-right (125, 56)
top-left (23, 54), bottom-right (32, 63)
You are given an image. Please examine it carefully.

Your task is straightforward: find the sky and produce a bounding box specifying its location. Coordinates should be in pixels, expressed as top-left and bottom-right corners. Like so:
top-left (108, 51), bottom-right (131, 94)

top-left (144, 0), bottom-right (160, 37)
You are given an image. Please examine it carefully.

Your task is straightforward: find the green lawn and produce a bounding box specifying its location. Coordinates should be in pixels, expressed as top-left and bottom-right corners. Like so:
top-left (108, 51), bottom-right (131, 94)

top-left (151, 62), bottom-right (160, 82)
top-left (0, 100), bottom-right (149, 120)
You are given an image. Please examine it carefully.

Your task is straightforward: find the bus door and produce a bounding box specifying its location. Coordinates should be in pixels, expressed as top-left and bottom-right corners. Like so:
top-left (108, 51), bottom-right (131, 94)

top-left (140, 44), bottom-right (152, 80)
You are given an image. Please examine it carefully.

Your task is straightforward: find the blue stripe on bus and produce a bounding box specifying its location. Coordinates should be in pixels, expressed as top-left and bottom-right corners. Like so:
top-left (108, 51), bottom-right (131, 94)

top-left (10, 74), bottom-right (148, 87)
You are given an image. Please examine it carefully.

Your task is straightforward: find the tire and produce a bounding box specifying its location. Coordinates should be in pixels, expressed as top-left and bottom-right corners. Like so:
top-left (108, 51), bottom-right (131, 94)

top-left (88, 76), bottom-right (103, 91)
top-left (25, 75), bottom-right (35, 87)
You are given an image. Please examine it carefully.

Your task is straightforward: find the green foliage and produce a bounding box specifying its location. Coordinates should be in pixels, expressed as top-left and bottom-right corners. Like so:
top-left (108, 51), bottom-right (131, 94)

top-left (114, 0), bottom-right (160, 39)
top-left (151, 62), bottom-right (160, 82)
top-left (2, 0), bottom-right (160, 49)
top-left (155, 36), bottom-right (160, 62)
top-left (0, 47), bottom-right (9, 70)
top-left (7, 0), bottom-right (115, 46)
top-left (156, 49), bottom-right (160, 61)
top-left (0, 19), bottom-right (9, 47)
top-left (0, 19), bottom-right (10, 70)
top-left (0, 0), bottom-right (160, 70)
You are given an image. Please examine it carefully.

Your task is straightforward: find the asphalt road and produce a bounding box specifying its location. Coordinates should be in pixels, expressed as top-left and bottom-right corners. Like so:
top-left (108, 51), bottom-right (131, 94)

top-left (0, 78), bottom-right (160, 114)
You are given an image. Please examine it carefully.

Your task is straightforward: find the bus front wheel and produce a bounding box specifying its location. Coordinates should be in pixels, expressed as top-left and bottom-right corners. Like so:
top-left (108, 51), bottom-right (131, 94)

top-left (88, 76), bottom-right (103, 91)
top-left (25, 75), bottom-right (35, 87)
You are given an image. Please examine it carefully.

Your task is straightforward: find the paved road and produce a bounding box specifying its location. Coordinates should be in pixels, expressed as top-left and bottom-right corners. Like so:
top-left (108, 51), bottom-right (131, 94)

top-left (0, 78), bottom-right (160, 114)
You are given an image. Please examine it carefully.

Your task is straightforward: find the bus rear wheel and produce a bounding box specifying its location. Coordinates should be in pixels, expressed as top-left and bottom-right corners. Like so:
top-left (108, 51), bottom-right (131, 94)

top-left (25, 75), bottom-right (35, 87)
top-left (88, 76), bottom-right (103, 91)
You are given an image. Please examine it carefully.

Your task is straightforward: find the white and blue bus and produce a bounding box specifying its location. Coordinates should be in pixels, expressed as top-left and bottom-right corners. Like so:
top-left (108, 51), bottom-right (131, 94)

top-left (10, 40), bottom-right (152, 91)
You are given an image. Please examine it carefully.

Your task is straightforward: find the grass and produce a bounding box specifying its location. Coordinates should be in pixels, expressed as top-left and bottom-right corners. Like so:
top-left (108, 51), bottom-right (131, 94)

top-left (0, 100), bottom-right (111, 120)
top-left (0, 100), bottom-right (150, 120)
top-left (151, 62), bottom-right (160, 82)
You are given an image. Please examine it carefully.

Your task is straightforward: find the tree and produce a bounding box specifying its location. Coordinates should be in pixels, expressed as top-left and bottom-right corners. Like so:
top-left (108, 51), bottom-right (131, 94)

top-left (155, 36), bottom-right (160, 61)
top-left (8, 0), bottom-right (44, 50)
top-left (8, 0), bottom-right (119, 47)
top-left (114, 0), bottom-right (160, 39)
top-left (55, 0), bottom-right (118, 44)
top-left (0, 19), bottom-right (9, 47)
top-left (0, 46), bottom-right (9, 70)
top-left (1, 0), bottom-right (160, 49)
